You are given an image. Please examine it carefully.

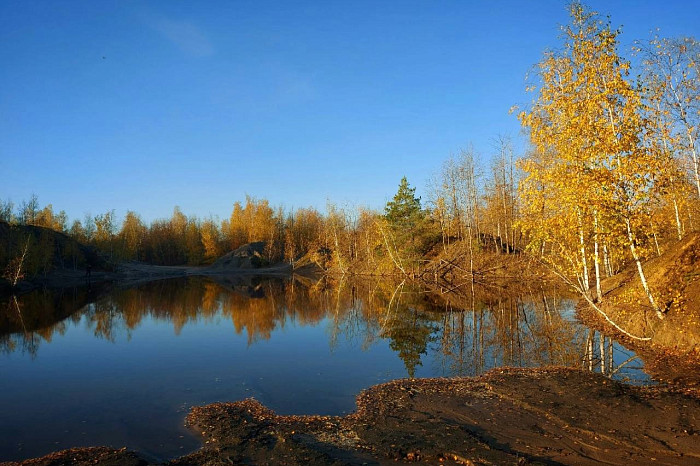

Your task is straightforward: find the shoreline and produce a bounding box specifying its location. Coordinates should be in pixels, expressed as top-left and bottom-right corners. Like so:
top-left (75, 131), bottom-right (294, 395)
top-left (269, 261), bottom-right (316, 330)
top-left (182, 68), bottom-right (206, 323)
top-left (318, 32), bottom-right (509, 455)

top-left (4, 367), bottom-right (700, 465)
top-left (2, 261), bottom-right (301, 295)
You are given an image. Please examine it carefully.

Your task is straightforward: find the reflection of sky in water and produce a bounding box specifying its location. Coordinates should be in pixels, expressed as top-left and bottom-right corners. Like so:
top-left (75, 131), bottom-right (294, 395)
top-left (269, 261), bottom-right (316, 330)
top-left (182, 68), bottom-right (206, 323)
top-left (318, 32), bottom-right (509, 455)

top-left (424, 299), bottom-right (650, 385)
top-left (0, 278), bottom-right (649, 462)
top-left (559, 300), bottom-right (649, 385)
top-left (0, 315), bottom-right (408, 461)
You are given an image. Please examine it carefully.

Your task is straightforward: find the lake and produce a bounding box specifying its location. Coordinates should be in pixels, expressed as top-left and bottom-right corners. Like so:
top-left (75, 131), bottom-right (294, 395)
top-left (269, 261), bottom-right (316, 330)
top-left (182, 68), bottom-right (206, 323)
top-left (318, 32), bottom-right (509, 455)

top-left (0, 275), bottom-right (649, 462)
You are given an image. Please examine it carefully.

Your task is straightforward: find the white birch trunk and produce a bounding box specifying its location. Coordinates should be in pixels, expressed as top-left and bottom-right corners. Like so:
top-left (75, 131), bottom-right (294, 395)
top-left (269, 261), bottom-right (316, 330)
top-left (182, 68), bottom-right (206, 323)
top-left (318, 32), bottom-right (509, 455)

top-left (578, 211), bottom-right (590, 294)
top-left (686, 126), bottom-right (700, 199)
top-left (673, 197), bottom-right (683, 240)
top-left (593, 211), bottom-right (603, 301)
top-left (625, 217), bottom-right (664, 319)
top-left (603, 243), bottom-right (612, 277)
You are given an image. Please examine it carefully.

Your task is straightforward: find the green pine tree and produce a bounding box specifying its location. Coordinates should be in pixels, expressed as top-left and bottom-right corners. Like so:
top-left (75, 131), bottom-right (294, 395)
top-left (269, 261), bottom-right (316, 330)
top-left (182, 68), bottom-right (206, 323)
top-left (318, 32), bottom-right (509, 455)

top-left (384, 177), bottom-right (432, 264)
top-left (385, 176), bottom-right (423, 231)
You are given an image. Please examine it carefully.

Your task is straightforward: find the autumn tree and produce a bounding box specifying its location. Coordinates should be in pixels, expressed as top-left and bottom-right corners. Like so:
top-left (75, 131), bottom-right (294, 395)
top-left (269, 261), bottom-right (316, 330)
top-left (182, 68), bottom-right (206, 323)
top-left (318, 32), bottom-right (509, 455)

top-left (117, 211), bottom-right (147, 261)
top-left (284, 207), bottom-right (323, 263)
top-left (0, 199), bottom-right (14, 223)
top-left (200, 217), bottom-right (223, 263)
top-left (224, 196), bottom-right (283, 261)
top-left (19, 194), bottom-right (39, 225)
top-left (35, 204), bottom-right (67, 232)
top-left (485, 136), bottom-right (518, 252)
top-left (519, 2), bottom-right (668, 335)
top-left (94, 210), bottom-right (117, 258)
top-left (355, 207), bottom-right (384, 271)
top-left (82, 214), bottom-right (96, 244)
top-left (429, 148), bottom-right (482, 247)
top-left (322, 202), bottom-right (350, 273)
top-left (227, 201), bottom-right (248, 250)
top-left (68, 220), bottom-right (86, 243)
top-left (635, 36), bottom-right (700, 200)
top-left (185, 218), bottom-right (205, 265)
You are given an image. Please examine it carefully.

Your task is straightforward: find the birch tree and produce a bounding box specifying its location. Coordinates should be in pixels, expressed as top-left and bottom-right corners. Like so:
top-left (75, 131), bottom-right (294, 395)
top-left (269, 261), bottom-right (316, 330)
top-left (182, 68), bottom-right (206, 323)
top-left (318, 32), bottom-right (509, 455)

top-left (635, 36), bottom-right (700, 199)
top-left (519, 2), bottom-right (667, 335)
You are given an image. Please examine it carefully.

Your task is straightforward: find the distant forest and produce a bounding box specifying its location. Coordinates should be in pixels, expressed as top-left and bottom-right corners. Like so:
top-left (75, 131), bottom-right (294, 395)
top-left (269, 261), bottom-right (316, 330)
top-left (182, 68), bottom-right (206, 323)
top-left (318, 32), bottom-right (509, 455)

top-left (0, 137), bottom-right (516, 276)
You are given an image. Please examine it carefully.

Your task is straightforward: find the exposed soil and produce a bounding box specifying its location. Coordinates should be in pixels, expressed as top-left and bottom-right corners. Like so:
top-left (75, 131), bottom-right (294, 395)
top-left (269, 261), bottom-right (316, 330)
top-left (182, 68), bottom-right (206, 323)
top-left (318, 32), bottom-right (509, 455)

top-left (0, 447), bottom-right (148, 466)
top-left (591, 232), bottom-right (700, 352)
top-left (574, 232), bottom-right (700, 386)
top-left (5, 368), bottom-right (700, 465)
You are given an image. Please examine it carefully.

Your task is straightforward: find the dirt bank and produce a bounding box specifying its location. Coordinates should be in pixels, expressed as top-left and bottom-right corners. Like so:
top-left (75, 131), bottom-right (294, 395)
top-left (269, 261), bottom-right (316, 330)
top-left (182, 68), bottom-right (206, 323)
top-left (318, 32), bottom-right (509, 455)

top-left (572, 232), bottom-right (700, 386)
top-left (590, 232), bottom-right (700, 353)
top-left (5, 368), bottom-right (700, 465)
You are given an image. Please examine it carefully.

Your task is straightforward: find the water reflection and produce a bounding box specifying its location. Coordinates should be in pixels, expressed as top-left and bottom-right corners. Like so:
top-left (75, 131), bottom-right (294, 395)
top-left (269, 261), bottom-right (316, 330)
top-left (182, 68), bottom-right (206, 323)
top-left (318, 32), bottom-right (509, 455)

top-left (0, 276), bottom-right (650, 461)
top-left (1, 284), bottom-right (110, 357)
top-left (1, 276), bottom-right (645, 382)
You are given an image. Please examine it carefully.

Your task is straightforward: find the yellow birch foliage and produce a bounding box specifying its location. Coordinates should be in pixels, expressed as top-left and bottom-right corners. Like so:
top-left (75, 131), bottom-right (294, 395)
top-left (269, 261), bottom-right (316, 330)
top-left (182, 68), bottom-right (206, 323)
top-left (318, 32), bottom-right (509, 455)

top-left (519, 2), bottom-right (670, 308)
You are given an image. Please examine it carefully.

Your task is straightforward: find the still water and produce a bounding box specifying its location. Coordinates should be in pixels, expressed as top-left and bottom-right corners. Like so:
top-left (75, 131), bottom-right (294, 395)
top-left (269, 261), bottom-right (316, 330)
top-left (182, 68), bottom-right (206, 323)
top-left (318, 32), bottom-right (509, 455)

top-left (0, 275), bottom-right (648, 461)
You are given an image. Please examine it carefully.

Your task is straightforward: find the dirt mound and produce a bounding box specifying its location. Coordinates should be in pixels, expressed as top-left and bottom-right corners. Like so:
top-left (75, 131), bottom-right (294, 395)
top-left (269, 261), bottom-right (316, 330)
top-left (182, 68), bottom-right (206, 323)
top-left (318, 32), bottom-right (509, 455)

top-left (583, 232), bottom-right (700, 355)
top-left (177, 367), bottom-right (700, 465)
top-left (0, 446), bottom-right (148, 466)
top-left (209, 242), bottom-right (268, 270)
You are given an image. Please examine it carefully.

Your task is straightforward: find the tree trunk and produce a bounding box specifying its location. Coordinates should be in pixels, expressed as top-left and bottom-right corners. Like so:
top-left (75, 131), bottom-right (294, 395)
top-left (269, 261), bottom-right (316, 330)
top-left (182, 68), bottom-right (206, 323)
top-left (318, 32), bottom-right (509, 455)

top-left (673, 197), bottom-right (683, 240)
top-left (593, 211), bottom-right (603, 301)
top-left (376, 222), bottom-right (406, 275)
top-left (625, 217), bottom-right (664, 319)
top-left (578, 211), bottom-right (590, 295)
top-left (603, 243), bottom-right (612, 277)
top-left (653, 231), bottom-right (661, 257)
top-left (686, 128), bottom-right (700, 199)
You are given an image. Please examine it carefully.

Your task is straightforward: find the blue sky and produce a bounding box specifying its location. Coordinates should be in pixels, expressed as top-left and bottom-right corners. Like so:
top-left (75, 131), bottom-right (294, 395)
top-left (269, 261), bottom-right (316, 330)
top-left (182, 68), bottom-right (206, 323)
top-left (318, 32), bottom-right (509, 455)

top-left (1, 1), bottom-right (697, 224)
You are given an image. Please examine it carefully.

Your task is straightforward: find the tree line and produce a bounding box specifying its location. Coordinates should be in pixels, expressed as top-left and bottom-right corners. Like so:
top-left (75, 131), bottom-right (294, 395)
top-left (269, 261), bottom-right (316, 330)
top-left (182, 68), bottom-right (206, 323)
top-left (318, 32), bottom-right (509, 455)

top-left (2, 1), bottom-right (698, 321)
top-left (0, 142), bottom-right (520, 278)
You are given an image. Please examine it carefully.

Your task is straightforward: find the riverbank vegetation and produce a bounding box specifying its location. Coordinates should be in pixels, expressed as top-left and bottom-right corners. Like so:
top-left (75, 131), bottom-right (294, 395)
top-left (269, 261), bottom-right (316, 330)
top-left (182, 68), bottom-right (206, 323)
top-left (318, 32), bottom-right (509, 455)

top-left (4, 4), bottom-right (700, 464)
top-left (1, 3), bottom-right (699, 344)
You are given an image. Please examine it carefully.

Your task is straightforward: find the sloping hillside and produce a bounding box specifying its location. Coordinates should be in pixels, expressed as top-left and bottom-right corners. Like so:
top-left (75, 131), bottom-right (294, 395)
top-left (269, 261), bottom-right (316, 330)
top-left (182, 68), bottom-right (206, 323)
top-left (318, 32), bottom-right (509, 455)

top-left (583, 232), bottom-right (700, 356)
top-left (0, 221), bottom-right (107, 292)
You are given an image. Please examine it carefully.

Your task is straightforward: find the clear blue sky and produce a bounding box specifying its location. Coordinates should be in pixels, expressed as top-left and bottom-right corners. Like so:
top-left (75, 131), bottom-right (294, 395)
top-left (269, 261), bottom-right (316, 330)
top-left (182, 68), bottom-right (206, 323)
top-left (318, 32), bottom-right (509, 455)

top-left (1, 1), bottom-right (697, 224)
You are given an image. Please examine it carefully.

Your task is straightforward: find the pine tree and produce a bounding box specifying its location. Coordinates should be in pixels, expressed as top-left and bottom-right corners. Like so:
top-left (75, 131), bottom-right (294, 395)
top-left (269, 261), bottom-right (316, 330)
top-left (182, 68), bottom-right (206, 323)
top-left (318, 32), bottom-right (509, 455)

top-left (385, 176), bottom-right (423, 232)
top-left (383, 177), bottom-right (429, 271)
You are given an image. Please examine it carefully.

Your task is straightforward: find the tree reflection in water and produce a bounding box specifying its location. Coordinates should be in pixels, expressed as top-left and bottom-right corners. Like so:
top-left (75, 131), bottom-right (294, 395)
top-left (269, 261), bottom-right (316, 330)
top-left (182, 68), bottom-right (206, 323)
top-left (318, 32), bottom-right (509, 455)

top-left (0, 275), bottom-right (645, 381)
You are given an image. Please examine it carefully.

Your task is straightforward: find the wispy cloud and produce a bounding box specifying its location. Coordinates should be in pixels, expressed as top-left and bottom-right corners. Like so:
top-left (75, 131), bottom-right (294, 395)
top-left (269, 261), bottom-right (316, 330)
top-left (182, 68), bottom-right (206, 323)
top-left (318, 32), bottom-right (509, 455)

top-left (151, 18), bottom-right (214, 57)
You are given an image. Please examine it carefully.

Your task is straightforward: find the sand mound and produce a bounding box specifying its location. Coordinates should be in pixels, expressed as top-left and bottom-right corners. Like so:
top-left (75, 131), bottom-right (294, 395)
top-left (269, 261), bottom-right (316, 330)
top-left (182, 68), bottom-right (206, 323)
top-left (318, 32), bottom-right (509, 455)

top-left (209, 242), bottom-right (268, 270)
top-left (580, 232), bottom-right (700, 358)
